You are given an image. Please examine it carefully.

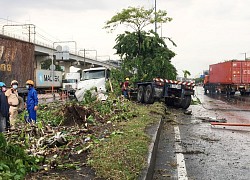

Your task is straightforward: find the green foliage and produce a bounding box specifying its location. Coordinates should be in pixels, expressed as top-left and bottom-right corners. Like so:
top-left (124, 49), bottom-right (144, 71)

top-left (0, 133), bottom-right (38, 179)
top-left (183, 70), bottom-right (191, 79)
top-left (106, 68), bottom-right (126, 97)
top-left (88, 102), bottom-right (165, 179)
top-left (105, 6), bottom-right (177, 82)
top-left (40, 59), bottom-right (63, 71)
top-left (114, 31), bottom-right (177, 81)
top-left (194, 77), bottom-right (204, 84)
top-left (104, 6), bottom-right (172, 32)
top-left (191, 96), bottom-right (201, 105)
top-left (81, 88), bottom-right (98, 105)
top-left (36, 104), bottom-right (64, 126)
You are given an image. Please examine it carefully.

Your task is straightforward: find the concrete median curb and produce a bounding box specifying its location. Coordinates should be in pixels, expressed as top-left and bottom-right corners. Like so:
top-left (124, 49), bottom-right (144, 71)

top-left (139, 117), bottom-right (164, 180)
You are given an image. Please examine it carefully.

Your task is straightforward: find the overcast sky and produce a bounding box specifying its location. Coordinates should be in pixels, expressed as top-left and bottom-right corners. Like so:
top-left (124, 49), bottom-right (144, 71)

top-left (1, 0), bottom-right (250, 78)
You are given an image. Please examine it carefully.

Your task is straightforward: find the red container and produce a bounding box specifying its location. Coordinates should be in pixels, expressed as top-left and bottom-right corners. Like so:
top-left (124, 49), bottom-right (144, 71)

top-left (209, 60), bottom-right (250, 84)
top-left (204, 75), bottom-right (209, 84)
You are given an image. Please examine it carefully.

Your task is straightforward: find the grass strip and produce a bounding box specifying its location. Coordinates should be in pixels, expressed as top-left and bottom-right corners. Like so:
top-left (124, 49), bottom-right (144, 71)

top-left (88, 102), bottom-right (165, 179)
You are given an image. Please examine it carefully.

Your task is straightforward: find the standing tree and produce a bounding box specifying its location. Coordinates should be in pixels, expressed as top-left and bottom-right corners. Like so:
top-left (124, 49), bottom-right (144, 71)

top-left (41, 59), bottom-right (63, 71)
top-left (104, 6), bottom-right (177, 82)
top-left (183, 70), bottom-right (191, 79)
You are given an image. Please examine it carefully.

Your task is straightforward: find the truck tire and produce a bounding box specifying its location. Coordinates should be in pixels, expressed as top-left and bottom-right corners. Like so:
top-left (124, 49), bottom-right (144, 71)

top-left (204, 88), bottom-right (208, 94)
top-left (240, 91), bottom-right (246, 96)
top-left (144, 85), bottom-right (155, 104)
top-left (165, 97), bottom-right (174, 107)
top-left (137, 85), bottom-right (145, 103)
top-left (181, 95), bottom-right (192, 109)
top-left (230, 92), bottom-right (235, 95)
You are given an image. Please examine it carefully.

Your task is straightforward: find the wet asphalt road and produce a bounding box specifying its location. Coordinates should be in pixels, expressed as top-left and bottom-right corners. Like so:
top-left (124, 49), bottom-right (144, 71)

top-left (153, 86), bottom-right (250, 180)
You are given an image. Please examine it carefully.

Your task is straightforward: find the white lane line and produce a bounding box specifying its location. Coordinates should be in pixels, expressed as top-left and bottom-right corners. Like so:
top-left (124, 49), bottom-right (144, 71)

top-left (174, 126), bottom-right (188, 180)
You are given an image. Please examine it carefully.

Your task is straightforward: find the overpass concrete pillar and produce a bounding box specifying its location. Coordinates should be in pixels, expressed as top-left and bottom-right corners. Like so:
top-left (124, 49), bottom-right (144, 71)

top-left (60, 61), bottom-right (71, 74)
top-left (35, 55), bottom-right (50, 70)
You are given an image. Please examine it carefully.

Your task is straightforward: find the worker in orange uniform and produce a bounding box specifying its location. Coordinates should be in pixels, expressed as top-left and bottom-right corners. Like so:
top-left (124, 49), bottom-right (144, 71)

top-left (5, 80), bottom-right (19, 130)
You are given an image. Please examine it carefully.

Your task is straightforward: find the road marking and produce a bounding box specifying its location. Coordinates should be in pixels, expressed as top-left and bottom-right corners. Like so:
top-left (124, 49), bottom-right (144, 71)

top-left (174, 126), bottom-right (188, 180)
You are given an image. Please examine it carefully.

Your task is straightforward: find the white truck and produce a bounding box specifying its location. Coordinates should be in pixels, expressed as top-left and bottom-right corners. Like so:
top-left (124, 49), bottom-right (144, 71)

top-left (62, 72), bottom-right (80, 90)
top-left (75, 67), bottom-right (110, 101)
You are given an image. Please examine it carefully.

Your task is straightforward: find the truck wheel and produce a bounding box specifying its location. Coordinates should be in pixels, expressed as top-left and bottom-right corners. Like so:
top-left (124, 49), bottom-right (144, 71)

top-left (230, 92), bottom-right (235, 95)
top-left (137, 86), bottom-right (145, 103)
top-left (165, 97), bottom-right (174, 107)
top-left (204, 88), bottom-right (207, 94)
top-left (173, 99), bottom-right (182, 108)
top-left (144, 85), bottom-right (155, 104)
top-left (240, 91), bottom-right (246, 96)
top-left (181, 95), bottom-right (192, 109)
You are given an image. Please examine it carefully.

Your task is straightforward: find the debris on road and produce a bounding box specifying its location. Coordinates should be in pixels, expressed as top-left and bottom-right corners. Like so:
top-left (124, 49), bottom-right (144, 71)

top-left (210, 122), bottom-right (250, 126)
top-left (184, 109), bottom-right (192, 115)
top-left (4, 99), bottom-right (134, 179)
top-left (196, 116), bottom-right (227, 123)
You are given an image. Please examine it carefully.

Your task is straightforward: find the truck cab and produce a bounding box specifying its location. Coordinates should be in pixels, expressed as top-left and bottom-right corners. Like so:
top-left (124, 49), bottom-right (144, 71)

top-left (62, 72), bottom-right (80, 90)
top-left (75, 67), bottom-right (110, 101)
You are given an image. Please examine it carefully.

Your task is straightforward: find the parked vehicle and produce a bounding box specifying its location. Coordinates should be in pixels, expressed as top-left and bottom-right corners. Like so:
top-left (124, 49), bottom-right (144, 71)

top-left (203, 60), bottom-right (250, 95)
top-left (62, 72), bottom-right (80, 90)
top-left (136, 78), bottom-right (195, 109)
top-left (75, 67), bottom-right (110, 101)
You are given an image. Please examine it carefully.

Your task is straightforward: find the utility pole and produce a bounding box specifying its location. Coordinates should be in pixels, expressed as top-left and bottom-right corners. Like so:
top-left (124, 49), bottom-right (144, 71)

top-left (28, 25), bottom-right (31, 42)
top-left (241, 52), bottom-right (247, 60)
top-left (2, 24), bottom-right (36, 43)
top-left (51, 55), bottom-right (55, 100)
top-left (155, 0), bottom-right (157, 34)
top-left (78, 49), bottom-right (97, 67)
top-left (84, 49), bottom-right (86, 67)
top-left (22, 24), bottom-right (36, 43)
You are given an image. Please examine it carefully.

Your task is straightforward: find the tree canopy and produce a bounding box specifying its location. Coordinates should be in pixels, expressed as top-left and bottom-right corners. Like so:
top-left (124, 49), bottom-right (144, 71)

top-left (104, 6), bottom-right (172, 32)
top-left (105, 6), bottom-right (177, 82)
top-left (183, 70), bottom-right (191, 79)
top-left (114, 30), bottom-right (177, 81)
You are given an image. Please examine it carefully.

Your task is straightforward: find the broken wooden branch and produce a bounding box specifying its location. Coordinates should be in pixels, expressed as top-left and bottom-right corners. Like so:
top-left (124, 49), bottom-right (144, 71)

top-left (211, 122), bottom-right (250, 126)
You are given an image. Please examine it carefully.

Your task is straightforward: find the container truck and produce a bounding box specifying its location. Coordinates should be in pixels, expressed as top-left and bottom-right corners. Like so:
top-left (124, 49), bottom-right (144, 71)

top-left (203, 60), bottom-right (250, 95)
top-left (136, 78), bottom-right (195, 109)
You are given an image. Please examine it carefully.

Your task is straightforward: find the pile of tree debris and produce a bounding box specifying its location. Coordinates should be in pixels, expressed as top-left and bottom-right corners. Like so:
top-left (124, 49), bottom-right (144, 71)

top-left (4, 101), bottom-right (127, 179)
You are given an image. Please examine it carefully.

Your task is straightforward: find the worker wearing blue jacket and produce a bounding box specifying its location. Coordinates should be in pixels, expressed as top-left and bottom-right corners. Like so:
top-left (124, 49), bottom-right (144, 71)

top-left (0, 82), bottom-right (9, 132)
top-left (25, 80), bottom-right (38, 123)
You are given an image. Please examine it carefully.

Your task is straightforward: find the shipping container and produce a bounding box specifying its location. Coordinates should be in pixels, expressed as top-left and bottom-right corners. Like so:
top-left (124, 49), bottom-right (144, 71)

top-left (0, 35), bottom-right (63, 96)
top-left (0, 35), bottom-right (35, 87)
top-left (36, 69), bottom-right (62, 88)
top-left (204, 60), bottom-right (250, 95)
top-left (209, 60), bottom-right (250, 84)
